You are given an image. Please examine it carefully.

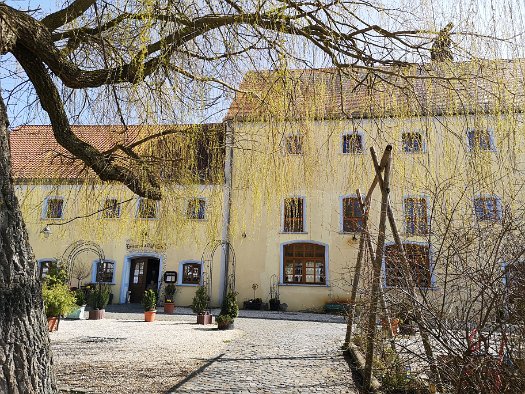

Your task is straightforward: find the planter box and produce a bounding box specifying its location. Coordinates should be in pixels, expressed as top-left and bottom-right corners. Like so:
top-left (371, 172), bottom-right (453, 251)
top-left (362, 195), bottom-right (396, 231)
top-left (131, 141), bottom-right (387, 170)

top-left (89, 309), bottom-right (105, 320)
top-left (197, 313), bottom-right (212, 325)
top-left (324, 303), bottom-right (349, 314)
top-left (163, 303), bottom-right (175, 314)
top-left (269, 300), bottom-right (281, 311)
top-left (243, 301), bottom-right (262, 310)
top-left (66, 305), bottom-right (86, 320)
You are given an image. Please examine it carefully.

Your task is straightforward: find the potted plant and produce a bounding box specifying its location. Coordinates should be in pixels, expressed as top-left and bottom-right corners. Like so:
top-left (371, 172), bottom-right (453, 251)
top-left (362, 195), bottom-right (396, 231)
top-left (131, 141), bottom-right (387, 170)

top-left (217, 290), bottom-right (238, 330)
top-left (66, 288), bottom-right (87, 319)
top-left (143, 289), bottom-right (157, 322)
top-left (42, 283), bottom-right (77, 331)
top-left (268, 279), bottom-right (281, 311)
top-left (244, 283), bottom-right (262, 310)
top-left (192, 285), bottom-right (212, 324)
top-left (163, 284), bottom-right (177, 314)
top-left (88, 283), bottom-right (110, 320)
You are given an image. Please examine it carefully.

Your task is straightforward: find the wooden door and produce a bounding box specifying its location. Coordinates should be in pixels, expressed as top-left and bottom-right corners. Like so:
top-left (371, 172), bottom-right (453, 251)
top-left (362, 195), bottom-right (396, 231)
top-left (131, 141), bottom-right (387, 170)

top-left (129, 258), bottom-right (147, 303)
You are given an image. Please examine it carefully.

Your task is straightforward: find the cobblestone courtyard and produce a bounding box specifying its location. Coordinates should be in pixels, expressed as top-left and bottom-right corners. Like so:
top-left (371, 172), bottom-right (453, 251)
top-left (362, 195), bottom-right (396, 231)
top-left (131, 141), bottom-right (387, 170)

top-left (52, 306), bottom-right (357, 393)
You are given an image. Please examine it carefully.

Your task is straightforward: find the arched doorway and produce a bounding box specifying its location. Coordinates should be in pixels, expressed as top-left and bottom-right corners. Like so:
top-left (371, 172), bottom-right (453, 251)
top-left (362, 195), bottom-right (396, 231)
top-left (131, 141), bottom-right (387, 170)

top-left (120, 253), bottom-right (163, 304)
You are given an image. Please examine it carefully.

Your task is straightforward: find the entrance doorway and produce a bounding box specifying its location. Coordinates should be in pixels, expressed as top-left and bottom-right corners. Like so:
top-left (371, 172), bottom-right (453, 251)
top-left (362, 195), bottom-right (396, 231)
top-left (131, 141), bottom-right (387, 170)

top-left (128, 257), bottom-right (160, 303)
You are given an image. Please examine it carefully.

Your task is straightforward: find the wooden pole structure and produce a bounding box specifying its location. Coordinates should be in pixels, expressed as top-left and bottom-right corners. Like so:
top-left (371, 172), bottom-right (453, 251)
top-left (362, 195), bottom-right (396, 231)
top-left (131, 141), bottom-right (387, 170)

top-left (370, 148), bottom-right (443, 392)
top-left (344, 148), bottom-right (393, 348)
top-left (356, 189), bottom-right (397, 351)
top-left (363, 145), bottom-right (393, 391)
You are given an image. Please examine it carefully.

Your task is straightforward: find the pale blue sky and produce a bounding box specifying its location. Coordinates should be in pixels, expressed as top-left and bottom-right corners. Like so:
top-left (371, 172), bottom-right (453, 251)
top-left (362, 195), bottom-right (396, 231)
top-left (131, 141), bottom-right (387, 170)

top-left (1, 0), bottom-right (524, 126)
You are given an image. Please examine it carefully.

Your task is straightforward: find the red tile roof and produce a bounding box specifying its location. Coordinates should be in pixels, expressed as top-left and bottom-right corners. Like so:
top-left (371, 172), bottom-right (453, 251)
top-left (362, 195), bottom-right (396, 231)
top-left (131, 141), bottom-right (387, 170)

top-left (226, 60), bottom-right (525, 121)
top-left (9, 124), bottom-right (221, 181)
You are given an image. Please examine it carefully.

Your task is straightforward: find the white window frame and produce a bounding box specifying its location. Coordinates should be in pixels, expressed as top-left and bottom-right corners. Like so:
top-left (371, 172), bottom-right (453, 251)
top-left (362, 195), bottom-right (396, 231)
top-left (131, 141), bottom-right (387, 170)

top-left (473, 194), bottom-right (502, 222)
top-left (41, 196), bottom-right (65, 220)
top-left (282, 132), bottom-right (304, 155)
top-left (279, 240), bottom-right (330, 286)
top-left (339, 194), bottom-right (364, 233)
top-left (401, 131), bottom-right (427, 154)
top-left (99, 197), bottom-right (122, 219)
top-left (466, 128), bottom-right (497, 152)
top-left (402, 194), bottom-right (431, 236)
top-left (91, 259), bottom-right (117, 284)
top-left (135, 198), bottom-right (160, 220)
top-left (186, 197), bottom-right (208, 220)
top-left (281, 196), bottom-right (307, 234)
top-left (177, 260), bottom-right (203, 286)
top-left (382, 241), bottom-right (437, 290)
top-left (341, 130), bottom-right (365, 154)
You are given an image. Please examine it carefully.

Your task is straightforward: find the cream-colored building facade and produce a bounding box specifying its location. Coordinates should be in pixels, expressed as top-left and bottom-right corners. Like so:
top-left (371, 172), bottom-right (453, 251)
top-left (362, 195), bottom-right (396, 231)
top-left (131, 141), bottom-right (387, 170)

top-left (12, 62), bottom-right (525, 311)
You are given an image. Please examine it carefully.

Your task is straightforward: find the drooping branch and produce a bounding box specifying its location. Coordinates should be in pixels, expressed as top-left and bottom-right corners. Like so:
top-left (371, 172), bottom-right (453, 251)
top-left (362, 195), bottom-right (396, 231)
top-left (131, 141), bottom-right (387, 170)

top-left (12, 45), bottom-right (162, 200)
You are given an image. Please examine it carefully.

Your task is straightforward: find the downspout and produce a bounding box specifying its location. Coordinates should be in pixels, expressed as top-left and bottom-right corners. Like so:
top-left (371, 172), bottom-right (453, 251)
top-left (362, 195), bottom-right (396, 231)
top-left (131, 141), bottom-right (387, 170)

top-left (219, 121), bottom-right (234, 305)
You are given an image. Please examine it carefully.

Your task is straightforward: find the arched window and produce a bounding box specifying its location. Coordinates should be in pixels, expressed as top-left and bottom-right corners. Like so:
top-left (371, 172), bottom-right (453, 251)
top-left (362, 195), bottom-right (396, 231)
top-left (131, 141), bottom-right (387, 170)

top-left (283, 243), bottom-right (326, 284)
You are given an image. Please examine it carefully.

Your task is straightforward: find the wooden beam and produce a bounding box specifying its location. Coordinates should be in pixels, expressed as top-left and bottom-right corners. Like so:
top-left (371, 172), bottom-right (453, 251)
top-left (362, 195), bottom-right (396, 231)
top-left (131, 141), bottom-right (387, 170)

top-left (370, 147), bottom-right (443, 392)
top-left (363, 145), bottom-right (392, 391)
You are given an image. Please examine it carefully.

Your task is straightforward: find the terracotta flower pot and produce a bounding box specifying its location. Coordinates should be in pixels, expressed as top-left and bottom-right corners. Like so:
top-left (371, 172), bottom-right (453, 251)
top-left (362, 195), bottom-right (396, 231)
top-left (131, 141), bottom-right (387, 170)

top-left (89, 309), bottom-right (105, 320)
top-left (164, 303), bottom-right (175, 314)
top-left (47, 316), bottom-right (59, 332)
top-left (197, 313), bottom-right (212, 325)
top-left (144, 310), bottom-right (157, 322)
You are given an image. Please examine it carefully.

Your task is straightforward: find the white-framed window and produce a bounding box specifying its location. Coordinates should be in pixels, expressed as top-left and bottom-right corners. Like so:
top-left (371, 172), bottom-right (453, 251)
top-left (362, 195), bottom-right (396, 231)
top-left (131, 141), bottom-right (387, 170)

top-left (283, 133), bottom-right (304, 155)
top-left (38, 259), bottom-right (57, 279)
top-left (281, 242), bottom-right (327, 285)
top-left (186, 198), bottom-right (207, 220)
top-left (177, 260), bottom-right (203, 286)
top-left (384, 242), bottom-right (433, 289)
top-left (467, 128), bottom-right (496, 152)
top-left (42, 197), bottom-right (64, 219)
top-left (403, 196), bottom-right (430, 235)
top-left (401, 131), bottom-right (425, 154)
top-left (136, 198), bottom-right (159, 219)
top-left (92, 260), bottom-right (116, 283)
top-left (342, 131), bottom-right (365, 154)
top-left (282, 197), bottom-right (306, 233)
top-left (473, 195), bottom-right (502, 221)
top-left (341, 196), bottom-right (364, 232)
top-left (101, 198), bottom-right (121, 219)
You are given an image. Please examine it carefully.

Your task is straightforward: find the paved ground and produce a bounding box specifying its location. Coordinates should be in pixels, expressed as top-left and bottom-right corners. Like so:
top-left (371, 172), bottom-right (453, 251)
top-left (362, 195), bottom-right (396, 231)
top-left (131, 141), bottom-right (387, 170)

top-left (170, 316), bottom-right (357, 393)
top-left (54, 305), bottom-right (358, 393)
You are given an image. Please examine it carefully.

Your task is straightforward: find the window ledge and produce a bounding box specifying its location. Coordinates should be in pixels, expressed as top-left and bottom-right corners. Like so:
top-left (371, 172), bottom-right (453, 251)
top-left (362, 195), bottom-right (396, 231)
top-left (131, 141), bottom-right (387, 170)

top-left (279, 231), bottom-right (308, 235)
top-left (279, 283), bottom-right (329, 287)
top-left (177, 283), bottom-right (201, 287)
top-left (340, 152), bottom-right (365, 155)
top-left (41, 217), bottom-right (65, 221)
top-left (384, 285), bottom-right (438, 291)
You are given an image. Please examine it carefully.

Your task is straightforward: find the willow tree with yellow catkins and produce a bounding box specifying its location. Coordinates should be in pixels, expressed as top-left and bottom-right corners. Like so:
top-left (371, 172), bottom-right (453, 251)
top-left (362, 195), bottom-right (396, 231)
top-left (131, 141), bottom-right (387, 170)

top-left (1, 0), bottom-right (524, 392)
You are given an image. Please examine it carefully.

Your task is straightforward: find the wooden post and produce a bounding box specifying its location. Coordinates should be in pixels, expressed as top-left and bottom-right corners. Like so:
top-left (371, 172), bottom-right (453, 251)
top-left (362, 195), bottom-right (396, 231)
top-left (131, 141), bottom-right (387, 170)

top-left (344, 207), bottom-right (368, 347)
top-left (356, 190), bottom-right (397, 351)
top-left (363, 145), bottom-right (393, 392)
top-left (370, 148), bottom-right (443, 392)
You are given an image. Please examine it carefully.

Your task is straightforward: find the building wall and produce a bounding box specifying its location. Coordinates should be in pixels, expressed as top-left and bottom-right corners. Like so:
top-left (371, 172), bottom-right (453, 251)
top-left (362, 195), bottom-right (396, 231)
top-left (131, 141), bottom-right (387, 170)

top-left (15, 113), bottom-right (525, 311)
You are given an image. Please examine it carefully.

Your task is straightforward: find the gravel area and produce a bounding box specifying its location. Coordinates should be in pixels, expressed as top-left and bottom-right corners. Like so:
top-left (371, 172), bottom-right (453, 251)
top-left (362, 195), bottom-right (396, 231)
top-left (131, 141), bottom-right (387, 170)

top-left (51, 306), bottom-right (354, 393)
top-left (51, 312), bottom-right (240, 393)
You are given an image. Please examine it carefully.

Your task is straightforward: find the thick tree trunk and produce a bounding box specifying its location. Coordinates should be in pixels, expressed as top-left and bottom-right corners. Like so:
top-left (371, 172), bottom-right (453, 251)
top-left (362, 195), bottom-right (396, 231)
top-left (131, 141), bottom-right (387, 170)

top-left (0, 95), bottom-right (57, 393)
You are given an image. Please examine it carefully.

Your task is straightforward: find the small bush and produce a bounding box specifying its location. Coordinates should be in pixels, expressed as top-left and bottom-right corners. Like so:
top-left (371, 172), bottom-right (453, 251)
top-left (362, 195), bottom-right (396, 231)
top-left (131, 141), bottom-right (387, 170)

top-left (220, 290), bottom-right (239, 319)
top-left (192, 286), bottom-right (209, 314)
top-left (42, 283), bottom-right (77, 317)
top-left (88, 284), bottom-right (111, 310)
top-left (164, 284), bottom-right (177, 303)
